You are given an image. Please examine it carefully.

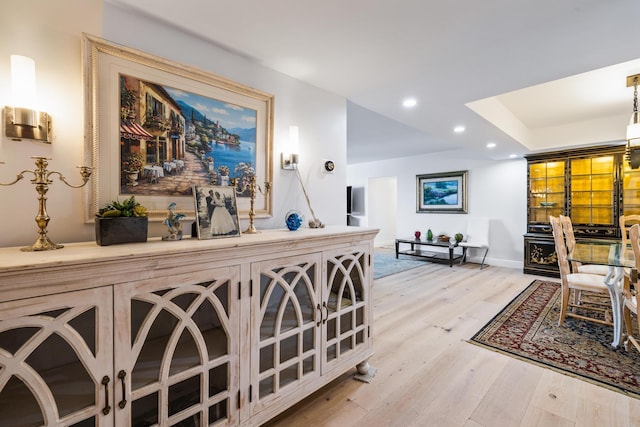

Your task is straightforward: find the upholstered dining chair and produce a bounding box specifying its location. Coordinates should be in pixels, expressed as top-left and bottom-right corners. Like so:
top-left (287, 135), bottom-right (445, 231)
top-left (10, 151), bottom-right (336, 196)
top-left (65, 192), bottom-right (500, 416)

top-left (559, 215), bottom-right (609, 276)
top-left (620, 215), bottom-right (640, 247)
top-left (550, 215), bottom-right (613, 327)
top-left (616, 214), bottom-right (639, 289)
top-left (623, 224), bottom-right (640, 353)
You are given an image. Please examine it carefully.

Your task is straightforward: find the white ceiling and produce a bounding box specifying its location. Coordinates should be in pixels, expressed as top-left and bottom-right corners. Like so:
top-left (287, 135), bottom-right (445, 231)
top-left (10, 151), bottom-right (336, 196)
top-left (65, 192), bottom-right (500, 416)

top-left (108, 0), bottom-right (640, 164)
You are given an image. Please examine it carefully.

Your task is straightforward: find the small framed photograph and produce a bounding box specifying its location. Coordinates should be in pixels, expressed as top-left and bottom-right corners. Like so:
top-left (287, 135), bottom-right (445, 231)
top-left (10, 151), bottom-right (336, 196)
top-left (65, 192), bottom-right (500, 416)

top-left (193, 185), bottom-right (241, 239)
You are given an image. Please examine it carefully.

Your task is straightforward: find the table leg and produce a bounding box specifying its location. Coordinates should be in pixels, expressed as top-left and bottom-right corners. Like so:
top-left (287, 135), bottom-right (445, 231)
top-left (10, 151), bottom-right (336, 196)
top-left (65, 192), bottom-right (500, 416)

top-left (461, 247), bottom-right (467, 265)
top-left (448, 246), bottom-right (454, 267)
top-left (604, 266), bottom-right (625, 348)
top-left (395, 240), bottom-right (399, 259)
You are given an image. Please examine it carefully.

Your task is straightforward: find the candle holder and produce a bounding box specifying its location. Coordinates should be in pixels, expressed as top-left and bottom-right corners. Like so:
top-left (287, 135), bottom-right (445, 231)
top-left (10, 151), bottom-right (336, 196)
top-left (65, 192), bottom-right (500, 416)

top-left (231, 175), bottom-right (271, 234)
top-left (0, 156), bottom-right (92, 251)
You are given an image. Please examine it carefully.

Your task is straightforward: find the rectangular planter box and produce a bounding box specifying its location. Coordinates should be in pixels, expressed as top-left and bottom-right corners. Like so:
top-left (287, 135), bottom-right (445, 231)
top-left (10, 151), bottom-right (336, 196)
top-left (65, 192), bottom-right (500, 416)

top-left (95, 217), bottom-right (148, 246)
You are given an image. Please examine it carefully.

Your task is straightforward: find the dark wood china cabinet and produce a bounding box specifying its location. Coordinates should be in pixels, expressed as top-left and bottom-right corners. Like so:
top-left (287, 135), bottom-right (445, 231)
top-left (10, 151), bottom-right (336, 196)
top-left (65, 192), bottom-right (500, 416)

top-left (524, 144), bottom-right (640, 277)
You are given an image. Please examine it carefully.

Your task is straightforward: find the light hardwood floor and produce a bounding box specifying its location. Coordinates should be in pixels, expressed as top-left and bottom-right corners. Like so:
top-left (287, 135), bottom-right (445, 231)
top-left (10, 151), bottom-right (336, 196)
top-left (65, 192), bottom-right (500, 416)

top-left (264, 261), bottom-right (640, 427)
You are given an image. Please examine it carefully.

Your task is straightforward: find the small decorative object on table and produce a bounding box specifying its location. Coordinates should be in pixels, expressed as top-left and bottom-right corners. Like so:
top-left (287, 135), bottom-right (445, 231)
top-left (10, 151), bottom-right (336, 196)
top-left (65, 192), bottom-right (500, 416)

top-left (414, 230), bottom-right (421, 240)
top-left (427, 229), bottom-right (433, 241)
top-left (437, 234), bottom-right (450, 243)
top-left (455, 232), bottom-right (464, 243)
top-left (95, 196), bottom-right (148, 246)
top-left (230, 174), bottom-right (271, 234)
top-left (162, 202), bottom-right (185, 241)
top-left (294, 168), bottom-right (324, 228)
top-left (0, 156), bottom-right (92, 251)
top-left (285, 210), bottom-right (304, 231)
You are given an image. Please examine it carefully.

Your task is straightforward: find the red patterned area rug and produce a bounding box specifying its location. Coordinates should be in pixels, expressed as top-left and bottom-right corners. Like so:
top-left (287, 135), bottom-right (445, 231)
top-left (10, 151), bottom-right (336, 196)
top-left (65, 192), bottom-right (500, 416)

top-left (470, 279), bottom-right (640, 398)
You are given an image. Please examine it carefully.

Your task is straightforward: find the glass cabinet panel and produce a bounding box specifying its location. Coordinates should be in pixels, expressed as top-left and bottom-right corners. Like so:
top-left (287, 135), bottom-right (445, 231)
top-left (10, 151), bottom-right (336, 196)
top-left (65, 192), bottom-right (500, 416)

top-left (529, 160), bottom-right (565, 223)
top-left (116, 268), bottom-right (239, 427)
top-left (0, 288), bottom-right (113, 427)
top-left (570, 155), bottom-right (614, 225)
top-left (254, 257), bottom-right (320, 402)
top-left (323, 248), bottom-right (369, 369)
top-left (623, 163), bottom-right (640, 215)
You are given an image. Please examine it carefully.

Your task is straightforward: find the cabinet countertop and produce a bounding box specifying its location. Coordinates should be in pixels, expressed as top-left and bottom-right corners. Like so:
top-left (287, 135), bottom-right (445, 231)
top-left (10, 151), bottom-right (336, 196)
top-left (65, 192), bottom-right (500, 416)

top-left (0, 226), bottom-right (378, 271)
top-left (0, 226), bottom-right (379, 302)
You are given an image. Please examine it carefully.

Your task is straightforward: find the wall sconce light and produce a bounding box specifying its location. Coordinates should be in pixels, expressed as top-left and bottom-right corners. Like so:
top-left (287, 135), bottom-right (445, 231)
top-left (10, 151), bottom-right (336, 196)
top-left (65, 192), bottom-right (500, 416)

top-left (626, 74), bottom-right (640, 168)
top-left (281, 125), bottom-right (300, 169)
top-left (3, 55), bottom-right (51, 143)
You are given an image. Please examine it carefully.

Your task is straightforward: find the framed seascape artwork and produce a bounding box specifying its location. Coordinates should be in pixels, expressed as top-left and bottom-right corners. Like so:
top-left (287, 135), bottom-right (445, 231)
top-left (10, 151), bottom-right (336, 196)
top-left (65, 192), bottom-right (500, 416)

top-left (416, 170), bottom-right (468, 213)
top-left (193, 185), bottom-right (241, 239)
top-left (82, 33), bottom-right (273, 222)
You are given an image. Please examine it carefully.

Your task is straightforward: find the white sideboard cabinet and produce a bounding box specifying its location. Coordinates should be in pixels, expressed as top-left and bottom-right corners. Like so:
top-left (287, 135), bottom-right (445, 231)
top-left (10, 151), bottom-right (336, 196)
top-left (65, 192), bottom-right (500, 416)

top-left (0, 226), bottom-right (377, 427)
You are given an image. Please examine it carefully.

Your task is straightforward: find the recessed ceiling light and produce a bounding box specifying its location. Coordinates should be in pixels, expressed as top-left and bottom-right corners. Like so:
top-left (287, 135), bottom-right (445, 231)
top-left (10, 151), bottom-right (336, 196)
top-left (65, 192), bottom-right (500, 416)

top-left (486, 142), bottom-right (496, 149)
top-left (453, 125), bottom-right (465, 133)
top-left (402, 98), bottom-right (417, 108)
top-left (509, 154), bottom-right (518, 158)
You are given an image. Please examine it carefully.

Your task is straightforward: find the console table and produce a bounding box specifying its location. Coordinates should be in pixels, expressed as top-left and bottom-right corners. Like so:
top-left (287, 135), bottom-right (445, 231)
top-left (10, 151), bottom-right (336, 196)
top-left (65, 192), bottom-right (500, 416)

top-left (0, 226), bottom-right (377, 427)
top-left (395, 238), bottom-right (463, 267)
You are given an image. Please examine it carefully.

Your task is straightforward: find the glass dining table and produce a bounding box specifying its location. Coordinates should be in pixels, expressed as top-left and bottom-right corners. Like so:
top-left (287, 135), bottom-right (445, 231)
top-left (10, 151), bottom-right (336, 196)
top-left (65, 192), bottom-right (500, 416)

top-left (568, 239), bottom-right (635, 348)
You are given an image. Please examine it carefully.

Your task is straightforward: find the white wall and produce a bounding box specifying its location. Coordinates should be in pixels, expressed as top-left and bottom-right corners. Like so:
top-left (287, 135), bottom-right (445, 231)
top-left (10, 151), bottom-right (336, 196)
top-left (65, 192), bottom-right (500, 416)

top-left (368, 176), bottom-right (397, 247)
top-left (0, 0), bottom-right (347, 248)
top-left (348, 151), bottom-right (527, 269)
top-left (0, 0), bottom-right (103, 248)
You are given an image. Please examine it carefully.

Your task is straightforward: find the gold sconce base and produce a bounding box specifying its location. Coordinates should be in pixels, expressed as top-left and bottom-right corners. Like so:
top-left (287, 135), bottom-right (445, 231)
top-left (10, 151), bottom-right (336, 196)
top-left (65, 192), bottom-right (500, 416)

top-left (243, 223), bottom-right (259, 234)
top-left (22, 235), bottom-right (64, 252)
top-left (4, 106), bottom-right (51, 143)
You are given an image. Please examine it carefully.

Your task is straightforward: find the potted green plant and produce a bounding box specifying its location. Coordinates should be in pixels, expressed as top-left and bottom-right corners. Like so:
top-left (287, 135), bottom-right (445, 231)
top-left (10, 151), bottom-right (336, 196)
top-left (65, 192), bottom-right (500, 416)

top-left (95, 196), bottom-right (149, 246)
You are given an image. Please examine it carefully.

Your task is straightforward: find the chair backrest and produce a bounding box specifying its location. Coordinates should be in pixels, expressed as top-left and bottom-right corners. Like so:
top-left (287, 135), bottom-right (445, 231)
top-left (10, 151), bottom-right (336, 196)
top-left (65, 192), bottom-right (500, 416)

top-left (630, 224), bottom-right (640, 271)
top-left (559, 215), bottom-right (580, 272)
top-left (550, 215), bottom-right (571, 282)
top-left (620, 215), bottom-right (640, 247)
top-left (465, 217), bottom-right (489, 246)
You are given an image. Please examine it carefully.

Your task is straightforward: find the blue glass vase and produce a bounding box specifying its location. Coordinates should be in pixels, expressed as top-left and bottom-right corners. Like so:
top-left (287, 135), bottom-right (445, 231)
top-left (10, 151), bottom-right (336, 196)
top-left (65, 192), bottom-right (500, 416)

top-left (285, 211), bottom-right (303, 231)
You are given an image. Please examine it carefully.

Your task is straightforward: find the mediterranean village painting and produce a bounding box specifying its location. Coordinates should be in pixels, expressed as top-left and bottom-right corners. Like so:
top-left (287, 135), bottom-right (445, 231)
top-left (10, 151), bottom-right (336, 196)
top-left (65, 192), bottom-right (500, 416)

top-left (118, 73), bottom-right (256, 202)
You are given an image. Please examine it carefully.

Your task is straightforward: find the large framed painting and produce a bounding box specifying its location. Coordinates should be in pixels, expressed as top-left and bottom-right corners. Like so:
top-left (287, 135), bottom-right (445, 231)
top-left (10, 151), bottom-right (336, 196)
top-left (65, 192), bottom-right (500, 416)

top-left (82, 33), bottom-right (273, 222)
top-left (416, 170), bottom-right (468, 213)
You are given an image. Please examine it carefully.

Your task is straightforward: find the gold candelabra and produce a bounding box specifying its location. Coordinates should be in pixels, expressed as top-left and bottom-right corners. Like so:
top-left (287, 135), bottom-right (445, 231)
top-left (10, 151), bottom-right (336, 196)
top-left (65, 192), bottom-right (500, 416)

top-left (0, 156), bottom-right (92, 251)
top-left (232, 175), bottom-right (271, 234)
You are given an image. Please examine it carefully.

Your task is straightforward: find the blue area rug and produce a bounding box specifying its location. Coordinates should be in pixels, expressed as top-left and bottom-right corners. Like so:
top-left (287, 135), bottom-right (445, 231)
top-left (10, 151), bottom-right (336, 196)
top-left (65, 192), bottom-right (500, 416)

top-left (374, 250), bottom-right (426, 279)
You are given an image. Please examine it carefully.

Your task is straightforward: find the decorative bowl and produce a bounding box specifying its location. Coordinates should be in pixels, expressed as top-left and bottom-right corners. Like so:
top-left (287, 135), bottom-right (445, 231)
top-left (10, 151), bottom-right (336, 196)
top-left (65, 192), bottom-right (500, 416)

top-left (437, 235), bottom-right (450, 242)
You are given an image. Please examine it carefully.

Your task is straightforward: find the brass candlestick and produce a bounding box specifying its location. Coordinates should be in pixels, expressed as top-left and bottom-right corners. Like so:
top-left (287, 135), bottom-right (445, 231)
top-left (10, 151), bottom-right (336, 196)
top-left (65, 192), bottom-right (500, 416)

top-left (0, 156), bottom-right (92, 251)
top-left (232, 175), bottom-right (271, 234)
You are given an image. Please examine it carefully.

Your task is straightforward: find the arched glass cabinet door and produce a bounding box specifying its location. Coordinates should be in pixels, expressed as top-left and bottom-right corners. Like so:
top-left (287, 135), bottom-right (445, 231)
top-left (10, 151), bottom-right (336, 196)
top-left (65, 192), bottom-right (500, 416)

top-left (323, 245), bottom-right (370, 371)
top-left (0, 287), bottom-right (114, 427)
top-left (250, 253), bottom-right (322, 413)
top-left (114, 266), bottom-right (240, 427)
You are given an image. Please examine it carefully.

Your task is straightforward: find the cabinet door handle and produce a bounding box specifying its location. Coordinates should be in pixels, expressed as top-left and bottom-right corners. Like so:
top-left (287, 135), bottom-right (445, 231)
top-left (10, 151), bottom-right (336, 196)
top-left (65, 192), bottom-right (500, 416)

top-left (118, 370), bottom-right (127, 409)
top-left (316, 303), bottom-right (322, 326)
top-left (101, 375), bottom-right (111, 415)
top-left (322, 302), bottom-right (328, 324)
